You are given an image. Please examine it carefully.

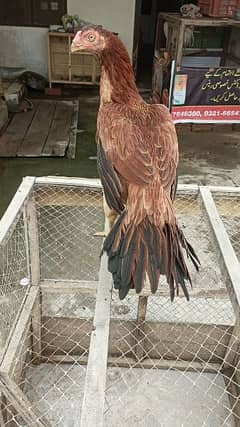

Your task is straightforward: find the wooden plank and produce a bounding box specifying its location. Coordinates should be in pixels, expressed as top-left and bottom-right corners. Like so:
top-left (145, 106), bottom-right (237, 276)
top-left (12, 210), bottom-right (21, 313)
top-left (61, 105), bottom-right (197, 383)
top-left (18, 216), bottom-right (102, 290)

top-left (35, 176), bottom-right (102, 188)
top-left (224, 369), bottom-right (240, 424)
top-left (42, 101), bottom-right (74, 156)
top-left (41, 353), bottom-right (221, 374)
top-left (223, 323), bottom-right (240, 370)
top-left (48, 33), bottom-right (52, 88)
top-left (0, 176), bottom-right (35, 246)
top-left (0, 105), bottom-right (37, 157)
top-left (0, 373), bottom-right (50, 427)
top-left (49, 79), bottom-right (97, 85)
top-left (40, 279), bottom-right (229, 298)
top-left (176, 21), bottom-right (185, 67)
top-left (37, 178), bottom-right (240, 199)
top-left (27, 194), bottom-right (42, 366)
top-left (80, 253), bottom-right (112, 427)
top-left (200, 186), bottom-right (240, 318)
top-left (135, 296), bottom-right (148, 361)
top-left (33, 177), bottom-right (200, 193)
top-left (158, 13), bottom-right (240, 27)
top-left (26, 196), bottom-right (40, 286)
top-left (41, 279), bottom-right (98, 293)
top-left (0, 287), bottom-right (38, 374)
top-left (18, 101), bottom-right (56, 157)
top-left (208, 186), bottom-right (240, 194)
top-left (107, 356), bottom-right (221, 373)
top-left (67, 100), bottom-right (79, 159)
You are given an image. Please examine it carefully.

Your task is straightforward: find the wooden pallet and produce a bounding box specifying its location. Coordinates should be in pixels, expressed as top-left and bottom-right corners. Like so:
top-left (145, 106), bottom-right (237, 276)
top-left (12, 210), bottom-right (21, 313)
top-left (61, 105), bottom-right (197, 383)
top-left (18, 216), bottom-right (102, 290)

top-left (0, 100), bottom-right (78, 158)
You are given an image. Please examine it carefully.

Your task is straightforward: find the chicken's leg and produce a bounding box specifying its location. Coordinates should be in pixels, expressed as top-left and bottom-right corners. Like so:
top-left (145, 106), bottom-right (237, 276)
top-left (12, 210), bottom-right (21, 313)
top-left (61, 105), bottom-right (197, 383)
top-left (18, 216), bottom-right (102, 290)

top-left (94, 193), bottom-right (118, 237)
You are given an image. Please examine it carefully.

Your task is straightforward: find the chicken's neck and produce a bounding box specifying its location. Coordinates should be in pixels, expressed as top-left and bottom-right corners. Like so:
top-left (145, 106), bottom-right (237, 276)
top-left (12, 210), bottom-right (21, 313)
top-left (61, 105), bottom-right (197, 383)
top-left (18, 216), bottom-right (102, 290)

top-left (100, 43), bottom-right (141, 106)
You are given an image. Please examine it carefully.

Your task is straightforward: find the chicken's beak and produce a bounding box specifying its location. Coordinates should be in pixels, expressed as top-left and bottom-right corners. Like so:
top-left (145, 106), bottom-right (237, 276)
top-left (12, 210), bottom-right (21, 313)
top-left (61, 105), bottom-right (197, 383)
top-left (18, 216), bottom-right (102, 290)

top-left (71, 42), bottom-right (80, 53)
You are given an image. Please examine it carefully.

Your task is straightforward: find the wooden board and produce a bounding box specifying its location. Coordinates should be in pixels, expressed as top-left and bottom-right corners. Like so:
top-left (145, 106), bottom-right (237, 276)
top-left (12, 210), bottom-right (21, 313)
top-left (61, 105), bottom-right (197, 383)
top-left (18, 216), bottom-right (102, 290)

top-left (0, 105), bottom-right (37, 157)
top-left (0, 100), bottom-right (78, 158)
top-left (42, 101), bottom-right (74, 157)
top-left (18, 101), bottom-right (55, 156)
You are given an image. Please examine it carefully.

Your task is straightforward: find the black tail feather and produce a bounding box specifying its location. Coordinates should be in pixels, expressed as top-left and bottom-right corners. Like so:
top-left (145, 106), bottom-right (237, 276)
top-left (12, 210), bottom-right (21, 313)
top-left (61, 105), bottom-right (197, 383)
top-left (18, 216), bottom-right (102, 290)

top-left (103, 213), bottom-right (200, 300)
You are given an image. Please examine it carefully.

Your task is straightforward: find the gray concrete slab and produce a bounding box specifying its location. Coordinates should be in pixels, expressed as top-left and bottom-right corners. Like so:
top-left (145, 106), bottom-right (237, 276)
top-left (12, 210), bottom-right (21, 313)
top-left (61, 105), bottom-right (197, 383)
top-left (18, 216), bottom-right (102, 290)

top-left (22, 364), bottom-right (235, 427)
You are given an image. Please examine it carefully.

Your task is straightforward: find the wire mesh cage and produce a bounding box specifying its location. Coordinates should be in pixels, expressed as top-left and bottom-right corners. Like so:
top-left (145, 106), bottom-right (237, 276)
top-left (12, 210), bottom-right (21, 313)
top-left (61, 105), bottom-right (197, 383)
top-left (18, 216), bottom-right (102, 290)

top-left (0, 177), bottom-right (240, 427)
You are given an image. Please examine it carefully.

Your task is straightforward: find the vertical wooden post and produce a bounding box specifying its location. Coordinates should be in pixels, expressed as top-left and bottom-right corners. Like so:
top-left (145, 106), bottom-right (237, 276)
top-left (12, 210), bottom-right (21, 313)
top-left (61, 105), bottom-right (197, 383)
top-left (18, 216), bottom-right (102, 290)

top-left (68, 34), bottom-right (72, 82)
top-left (25, 195), bottom-right (42, 363)
top-left (176, 21), bottom-right (185, 67)
top-left (47, 34), bottom-right (52, 88)
top-left (135, 296), bottom-right (148, 361)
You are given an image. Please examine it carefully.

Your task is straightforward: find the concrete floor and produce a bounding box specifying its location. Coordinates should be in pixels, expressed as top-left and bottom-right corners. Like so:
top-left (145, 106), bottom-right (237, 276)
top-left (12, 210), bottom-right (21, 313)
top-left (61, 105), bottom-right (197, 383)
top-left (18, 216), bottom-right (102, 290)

top-left (177, 129), bottom-right (240, 187)
top-left (22, 364), bottom-right (234, 427)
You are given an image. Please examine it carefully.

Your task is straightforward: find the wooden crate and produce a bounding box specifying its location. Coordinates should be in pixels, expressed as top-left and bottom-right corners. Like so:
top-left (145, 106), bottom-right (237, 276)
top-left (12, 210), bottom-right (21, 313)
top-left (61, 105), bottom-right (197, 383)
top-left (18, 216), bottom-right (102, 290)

top-left (48, 32), bottom-right (100, 87)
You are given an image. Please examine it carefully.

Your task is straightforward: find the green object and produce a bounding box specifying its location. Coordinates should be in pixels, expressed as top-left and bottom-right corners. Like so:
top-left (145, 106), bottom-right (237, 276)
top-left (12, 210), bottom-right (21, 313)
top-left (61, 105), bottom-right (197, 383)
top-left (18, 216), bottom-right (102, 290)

top-left (193, 28), bottom-right (224, 49)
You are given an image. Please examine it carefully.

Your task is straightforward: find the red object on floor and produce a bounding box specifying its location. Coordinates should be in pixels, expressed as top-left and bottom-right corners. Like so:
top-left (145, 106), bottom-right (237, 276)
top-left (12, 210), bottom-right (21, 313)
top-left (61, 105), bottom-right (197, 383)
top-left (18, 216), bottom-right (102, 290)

top-left (45, 87), bottom-right (62, 96)
top-left (198, 0), bottom-right (240, 17)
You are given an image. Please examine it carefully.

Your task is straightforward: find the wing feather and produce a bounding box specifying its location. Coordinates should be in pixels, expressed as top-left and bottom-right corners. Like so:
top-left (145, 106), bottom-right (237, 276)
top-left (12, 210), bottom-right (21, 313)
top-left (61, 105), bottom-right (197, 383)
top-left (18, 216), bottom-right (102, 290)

top-left (97, 102), bottom-right (178, 197)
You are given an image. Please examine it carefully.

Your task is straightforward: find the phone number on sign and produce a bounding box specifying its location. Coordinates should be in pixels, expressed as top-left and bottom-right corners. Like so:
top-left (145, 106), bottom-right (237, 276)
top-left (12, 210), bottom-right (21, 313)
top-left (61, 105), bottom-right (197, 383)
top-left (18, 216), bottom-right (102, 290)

top-left (173, 110), bottom-right (240, 118)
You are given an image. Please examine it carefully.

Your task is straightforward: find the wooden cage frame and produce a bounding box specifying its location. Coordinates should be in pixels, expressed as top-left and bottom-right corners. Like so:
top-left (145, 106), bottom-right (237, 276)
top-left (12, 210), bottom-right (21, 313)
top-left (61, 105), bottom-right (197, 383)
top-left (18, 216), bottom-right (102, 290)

top-left (0, 177), bottom-right (240, 426)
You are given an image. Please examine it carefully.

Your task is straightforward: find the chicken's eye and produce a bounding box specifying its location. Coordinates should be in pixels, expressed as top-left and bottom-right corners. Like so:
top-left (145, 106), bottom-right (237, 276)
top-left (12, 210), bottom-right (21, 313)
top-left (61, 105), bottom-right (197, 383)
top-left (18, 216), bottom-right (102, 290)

top-left (87, 33), bottom-right (95, 42)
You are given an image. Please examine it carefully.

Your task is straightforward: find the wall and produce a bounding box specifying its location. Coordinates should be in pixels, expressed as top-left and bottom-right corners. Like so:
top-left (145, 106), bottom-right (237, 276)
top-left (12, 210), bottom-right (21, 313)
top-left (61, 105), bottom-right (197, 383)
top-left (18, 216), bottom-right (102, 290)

top-left (0, 26), bottom-right (48, 77)
top-left (68, 0), bottom-right (136, 57)
top-left (0, 0), bottom-right (136, 78)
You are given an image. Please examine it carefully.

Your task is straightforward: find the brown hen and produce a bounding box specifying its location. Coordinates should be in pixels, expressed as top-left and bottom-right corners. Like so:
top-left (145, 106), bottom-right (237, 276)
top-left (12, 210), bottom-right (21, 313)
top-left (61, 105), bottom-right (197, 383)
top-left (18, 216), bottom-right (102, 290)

top-left (71, 26), bottom-right (199, 300)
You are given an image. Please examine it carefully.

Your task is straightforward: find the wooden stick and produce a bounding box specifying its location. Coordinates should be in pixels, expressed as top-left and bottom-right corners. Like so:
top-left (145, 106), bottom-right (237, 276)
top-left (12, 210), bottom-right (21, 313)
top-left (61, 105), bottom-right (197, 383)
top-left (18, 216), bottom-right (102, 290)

top-left (35, 176), bottom-right (102, 188)
top-left (34, 178), bottom-right (240, 196)
top-left (79, 253), bottom-right (112, 427)
top-left (200, 186), bottom-right (240, 319)
top-left (0, 373), bottom-right (50, 427)
top-left (25, 196), bottom-right (40, 286)
top-left (40, 353), bottom-right (221, 374)
top-left (40, 279), bottom-right (228, 298)
top-left (40, 279), bottom-right (98, 293)
top-left (135, 296), bottom-right (148, 361)
top-left (176, 21), bottom-right (185, 67)
top-left (224, 369), bottom-right (240, 424)
top-left (223, 323), bottom-right (240, 370)
top-left (0, 287), bottom-right (38, 374)
top-left (0, 177), bottom-right (35, 245)
top-left (25, 196), bottom-right (42, 363)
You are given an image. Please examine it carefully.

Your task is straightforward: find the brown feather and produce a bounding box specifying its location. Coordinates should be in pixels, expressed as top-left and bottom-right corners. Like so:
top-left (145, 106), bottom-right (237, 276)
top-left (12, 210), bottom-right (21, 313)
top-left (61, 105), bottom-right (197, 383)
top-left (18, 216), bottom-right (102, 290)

top-left (72, 26), bottom-right (199, 300)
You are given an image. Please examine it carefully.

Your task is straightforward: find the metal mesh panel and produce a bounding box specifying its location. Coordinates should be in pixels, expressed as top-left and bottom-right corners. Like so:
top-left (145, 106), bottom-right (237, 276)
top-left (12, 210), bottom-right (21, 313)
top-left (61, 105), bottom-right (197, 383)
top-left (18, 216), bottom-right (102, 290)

top-left (0, 212), bottom-right (29, 352)
top-left (104, 192), bottom-right (239, 427)
top-left (0, 287), bottom-right (95, 427)
top-left (24, 289), bottom-right (94, 427)
top-left (213, 193), bottom-right (240, 261)
top-left (0, 182), bottom-right (240, 427)
top-left (34, 184), bottom-right (104, 281)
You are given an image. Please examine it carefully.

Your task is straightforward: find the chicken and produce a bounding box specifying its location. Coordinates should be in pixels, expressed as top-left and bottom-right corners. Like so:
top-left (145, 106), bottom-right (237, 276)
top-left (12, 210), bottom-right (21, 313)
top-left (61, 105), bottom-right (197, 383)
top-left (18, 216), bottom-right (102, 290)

top-left (71, 26), bottom-right (199, 300)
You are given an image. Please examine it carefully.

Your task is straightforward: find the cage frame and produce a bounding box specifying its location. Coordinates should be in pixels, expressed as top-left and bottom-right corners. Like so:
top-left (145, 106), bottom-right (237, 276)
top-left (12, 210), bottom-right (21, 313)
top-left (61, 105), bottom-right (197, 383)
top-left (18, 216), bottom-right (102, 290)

top-left (0, 176), bottom-right (239, 427)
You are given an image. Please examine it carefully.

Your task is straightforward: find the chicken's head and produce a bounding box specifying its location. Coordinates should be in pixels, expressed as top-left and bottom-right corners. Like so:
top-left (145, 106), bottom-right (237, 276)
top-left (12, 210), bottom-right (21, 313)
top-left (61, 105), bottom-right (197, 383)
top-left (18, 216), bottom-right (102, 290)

top-left (71, 26), bottom-right (107, 54)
